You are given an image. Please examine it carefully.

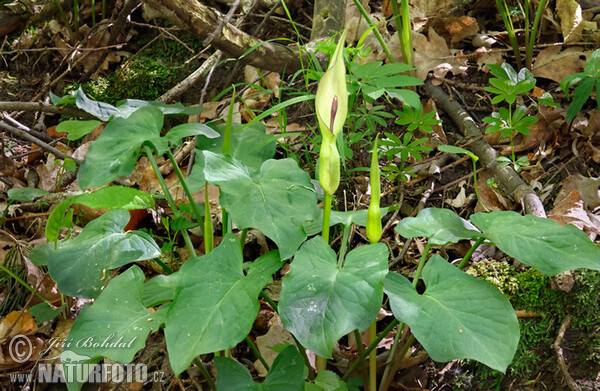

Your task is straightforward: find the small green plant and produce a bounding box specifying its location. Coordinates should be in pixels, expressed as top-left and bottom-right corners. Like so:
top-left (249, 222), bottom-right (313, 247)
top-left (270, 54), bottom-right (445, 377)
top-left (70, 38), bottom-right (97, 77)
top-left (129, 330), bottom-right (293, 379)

top-left (561, 49), bottom-right (600, 122)
top-left (483, 63), bottom-right (538, 172)
top-left (495, 0), bottom-right (548, 70)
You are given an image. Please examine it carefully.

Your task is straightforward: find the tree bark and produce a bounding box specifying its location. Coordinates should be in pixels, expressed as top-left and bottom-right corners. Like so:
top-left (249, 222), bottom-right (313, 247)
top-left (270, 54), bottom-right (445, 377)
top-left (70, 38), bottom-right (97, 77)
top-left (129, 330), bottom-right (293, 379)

top-left (145, 0), bottom-right (310, 74)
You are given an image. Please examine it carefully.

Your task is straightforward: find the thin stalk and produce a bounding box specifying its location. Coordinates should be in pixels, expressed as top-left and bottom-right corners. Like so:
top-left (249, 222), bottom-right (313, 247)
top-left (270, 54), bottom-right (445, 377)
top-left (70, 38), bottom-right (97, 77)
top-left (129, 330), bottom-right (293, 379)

top-left (91, 0), bottom-right (96, 25)
top-left (73, 0), bottom-right (80, 31)
top-left (322, 191), bottom-right (333, 243)
top-left (342, 319), bottom-right (399, 381)
top-left (400, 0), bottom-right (412, 66)
top-left (351, 0), bottom-right (394, 63)
top-left (380, 334), bottom-right (415, 391)
top-left (192, 357), bottom-right (216, 391)
top-left (165, 149), bottom-right (205, 236)
top-left (353, 329), bottom-right (370, 390)
top-left (240, 228), bottom-right (248, 249)
top-left (52, 0), bottom-right (74, 38)
top-left (412, 242), bottom-right (431, 288)
top-left (246, 336), bottom-right (270, 371)
top-left (144, 146), bottom-right (195, 254)
top-left (457, 236), bottom-right (486, 269)
top-left (101, 0), bottom-right (106, 20)
top-left (153, 258), bottom-right (174, 275)
top-left (378, 323), bottom-right (406, 391)
top-left (204, 183), bottom-right (213, 253)
top-left (369, 321), bottom-right (377, 391)
top-left (527, 0), bottom-right (547, 70)
top-left (496, 0), bottom-right (522, 69)
top-left (471, 158), bottom-right (489, 212)
top-left (0, 264), bottom-right (49, 304)
top-left (337, 224), bottom-right (352, 267)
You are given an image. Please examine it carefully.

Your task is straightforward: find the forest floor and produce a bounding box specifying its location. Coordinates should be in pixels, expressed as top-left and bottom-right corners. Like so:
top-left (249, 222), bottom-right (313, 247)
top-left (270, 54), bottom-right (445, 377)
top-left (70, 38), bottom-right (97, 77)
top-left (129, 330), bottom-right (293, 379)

top-left (1, 0), bottom-right (600, 390)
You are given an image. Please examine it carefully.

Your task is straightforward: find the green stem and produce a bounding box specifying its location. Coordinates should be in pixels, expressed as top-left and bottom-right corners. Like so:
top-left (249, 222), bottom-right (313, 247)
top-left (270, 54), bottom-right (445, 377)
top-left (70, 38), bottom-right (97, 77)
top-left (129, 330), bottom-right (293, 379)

top-left (0, 264), bottom-right (49, 304)
top-left (337, 224), bottom-right (352, 267)
top-left (342, 319), bottom-right (399, 381)
top-left (471, 158), bottom-right (489, 212)
top-left (91, 0), bottom-right (96, 25)
top-left (204, 183), bottom-right (213, 253)
top-left (457, 236), bottom-right (486, 269)
top-left (379, 334), bottom-right (415, 391)
top-left (378, 324), bottom-right (405, 391)
top-left (240, 228), bottom-right (248, 249)
top-left (246, 336), bottom-right (270, 371)
top-left (496, 0), bottom-right (522, 69)
top-left (153, 258), bottom-right (174, 275)
top-left (192, 357), bottom-right (216, 391)
top-left (412, 242), bottom-right (431, 288)
top-left (369, 321), bottom-right (377, 391)
top-left (73, 0), bottom-right (79, 31)
top-left (322, 191), bottom-right (333, 243)
top-left (353, 329), bottom-right (370, 390)
top-left (527, 0), bottom-right (547, 70)
top-left (144, 146), bottom-right (195, 254)
top-left (351, 0), bottom-right (394, 63)
top-left (165, 149), bottom-right (205, 236)
top-left (400, 0), bottom-right (412, 66)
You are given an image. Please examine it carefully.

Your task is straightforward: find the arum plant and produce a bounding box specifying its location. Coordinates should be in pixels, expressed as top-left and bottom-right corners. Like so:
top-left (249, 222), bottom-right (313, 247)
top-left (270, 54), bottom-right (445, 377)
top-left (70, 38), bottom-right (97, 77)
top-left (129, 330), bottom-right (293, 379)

top-left (366, 136), bottom-right (382, 391)
top-left (315, 29), bottom-right (348, 243)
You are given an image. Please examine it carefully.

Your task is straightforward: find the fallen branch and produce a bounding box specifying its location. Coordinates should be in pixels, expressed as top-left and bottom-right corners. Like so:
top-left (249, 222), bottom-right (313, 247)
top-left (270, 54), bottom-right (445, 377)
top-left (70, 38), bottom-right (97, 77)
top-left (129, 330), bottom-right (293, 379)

top-left (552, 315), bottom-right (581, 391)
top-left (424, 79), bottom-right (546, 217)
top-left (145, 0), bottom-right (310, 73)
top-left (0, 101), bottom-right (97, 119)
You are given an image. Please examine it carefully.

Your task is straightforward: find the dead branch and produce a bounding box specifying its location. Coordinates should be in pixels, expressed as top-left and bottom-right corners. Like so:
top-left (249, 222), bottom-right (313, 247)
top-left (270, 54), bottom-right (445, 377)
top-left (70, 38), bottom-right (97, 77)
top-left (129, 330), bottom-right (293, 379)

top-left (424, 79), bottom-right (546, 217)
top-left (0, 101), bottom-right (97, 119)
top-left (552, 315), bottom-right (581, 391)
top-left (145, 0), bottom-right (311, 73)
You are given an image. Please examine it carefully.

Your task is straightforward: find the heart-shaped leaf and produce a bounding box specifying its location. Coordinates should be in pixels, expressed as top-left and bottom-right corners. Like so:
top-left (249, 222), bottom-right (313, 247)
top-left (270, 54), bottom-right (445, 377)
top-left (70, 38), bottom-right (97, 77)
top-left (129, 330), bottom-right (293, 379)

top-left (215, 345), bottom-right (305, 391)
top-left (165, 234), bottom-right (282, 375)
top-left (383, 255), bottom-right (519, 372)
top-left (56, 120), bottom-right (102, 140)
top-left (77, 106), bottom-right (218, 189)
top-left (187, 122), bottom-right (277, 192)
top-left (48, 209), bottom-right (160, 298)
top-left (279, 236), bottom-right (388, 357)
top-left (471, 211), bottom-right (600, 275)
top-left (395, 208), bottom-right (481, 245)
top-left (63, 265), bottom-right (166, 391)
top-left (203, 151), bottom-right (317, 259)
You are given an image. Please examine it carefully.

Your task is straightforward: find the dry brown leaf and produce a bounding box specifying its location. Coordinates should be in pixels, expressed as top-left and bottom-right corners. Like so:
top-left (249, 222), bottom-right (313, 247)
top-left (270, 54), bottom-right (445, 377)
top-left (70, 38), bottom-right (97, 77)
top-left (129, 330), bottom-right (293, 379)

top-left (0, 311), bottom-right (37, 338)
top-left (432, 16), bottom-right (480, 44)
top-left (253, 315), bottom-right (297, 377)
top-left (532, 46), bottom-right (588, 83)
top-left (557, 0), bottom-right (585, 43)
top-left (474, 170), bottom-right (513, 212)
top-left (405, 28), bottom-right (468, 81)
top-left (548, 176), bottom-right (600, 234)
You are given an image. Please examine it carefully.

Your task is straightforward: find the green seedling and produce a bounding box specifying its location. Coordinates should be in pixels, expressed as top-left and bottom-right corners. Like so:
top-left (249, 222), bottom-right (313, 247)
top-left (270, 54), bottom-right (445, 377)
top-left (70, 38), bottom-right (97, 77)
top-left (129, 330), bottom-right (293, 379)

top-left (483, 63), bottom-right (538, 172)
top-left (561, 49), bottom-right (600, 122)
top-left (394, 104), bottom-right (442, 133)
top-left (438, 145), bottom-right (489, 212)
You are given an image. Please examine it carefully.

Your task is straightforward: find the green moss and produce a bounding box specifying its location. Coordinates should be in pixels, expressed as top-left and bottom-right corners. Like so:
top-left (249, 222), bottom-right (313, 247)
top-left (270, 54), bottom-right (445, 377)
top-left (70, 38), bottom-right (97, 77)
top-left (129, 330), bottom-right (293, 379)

top-left (467, 259), bottom-right (519, 295)
top-left (65, 56), bottom-right (175, 105)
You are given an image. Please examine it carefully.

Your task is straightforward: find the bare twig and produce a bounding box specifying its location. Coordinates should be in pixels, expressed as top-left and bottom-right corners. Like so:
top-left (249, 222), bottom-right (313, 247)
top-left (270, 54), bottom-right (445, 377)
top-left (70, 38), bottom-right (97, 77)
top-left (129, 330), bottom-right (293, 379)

top-left (552, 315), bottom-right (581, 391)
top-left (203, 0), bottom-right (242, 47)
top-left (424, 79), bottom-right (546, 217)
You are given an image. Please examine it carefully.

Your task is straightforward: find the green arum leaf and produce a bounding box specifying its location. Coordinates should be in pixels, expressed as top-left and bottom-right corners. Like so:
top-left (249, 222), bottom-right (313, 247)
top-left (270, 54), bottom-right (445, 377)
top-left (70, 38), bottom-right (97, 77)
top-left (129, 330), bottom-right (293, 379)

top-left (77, 106), bottom-right (219, 189)
top-left (383, 255), bottom-right (519, 373)
top-left (187, 122), bottom-right (276, 192)
top-left (51, 87), bottom-right (203, 121)
top-left (470, 211), bottom-right (600, 275)
top-left (56, 120), bottom-right (102, 141)
top-left (7, 187), bottom-right (48, 201)
top-left (303, 205), bottom-right (398, 236)
top-left (566, 77), bottom-right (595, 122)
top-left (279, 236), bottom-right (388, 358)
top-left (28, 302), bottom-right (67, 324)
top-left (45, 186), bottom-right (154, 242)
top-left (215, 345), bottom-right (305, 391)
top-left (62, 265), bottom-right (167, 391)
top-left (306, 371), bottom-right (349, 391)
top-left (203, 151), bottom-right (317, 259)
top-left (395, 207), bottom-right (481, 245)
top-left (47, 209), bottom-right (160, 298)
top-left (165, 235), bottom-right (282, 375)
